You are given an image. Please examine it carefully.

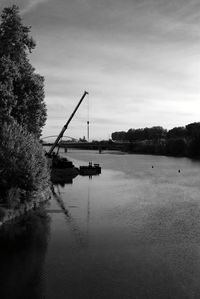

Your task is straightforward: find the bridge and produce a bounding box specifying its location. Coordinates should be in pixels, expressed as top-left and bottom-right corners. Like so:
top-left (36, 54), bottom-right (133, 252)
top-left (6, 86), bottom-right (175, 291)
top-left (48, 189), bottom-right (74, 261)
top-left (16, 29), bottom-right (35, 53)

top-left (41, 135), bottom-right (78, 143)
top-left (43, 139), bottom-right (129, 151)
top-left (61, 141), bottom-right (124, 150)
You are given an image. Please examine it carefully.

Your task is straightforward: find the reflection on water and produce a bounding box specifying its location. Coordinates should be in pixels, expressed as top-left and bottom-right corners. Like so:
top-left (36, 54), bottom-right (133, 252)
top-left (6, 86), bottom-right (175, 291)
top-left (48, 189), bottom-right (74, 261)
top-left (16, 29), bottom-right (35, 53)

top-left (45, 150), bottom-right (200, 299)
top-left (0, 209), bottom-right (50, 299)
top-left (53, 172), bottom-right (98, 187)
top-left (2, 150), bottom-right (200, 299)
top-left (51, 172), bottom-right (78, 186)
top-left (52, 185), bottom-right (87, 247)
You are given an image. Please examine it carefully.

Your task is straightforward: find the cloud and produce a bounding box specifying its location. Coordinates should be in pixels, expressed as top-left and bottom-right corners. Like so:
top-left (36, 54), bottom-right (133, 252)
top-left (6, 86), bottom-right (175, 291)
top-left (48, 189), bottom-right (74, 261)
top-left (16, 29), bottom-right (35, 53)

top-left (1, 0), bottom-right (200, 139)
top-left (21, 0), bottom-right (50, 15)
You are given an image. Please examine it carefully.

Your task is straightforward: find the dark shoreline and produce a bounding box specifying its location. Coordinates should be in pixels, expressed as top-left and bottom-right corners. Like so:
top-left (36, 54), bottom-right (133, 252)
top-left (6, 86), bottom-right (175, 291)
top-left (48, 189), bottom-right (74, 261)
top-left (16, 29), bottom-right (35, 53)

top-left (0, 186), bottom-right (52, 227)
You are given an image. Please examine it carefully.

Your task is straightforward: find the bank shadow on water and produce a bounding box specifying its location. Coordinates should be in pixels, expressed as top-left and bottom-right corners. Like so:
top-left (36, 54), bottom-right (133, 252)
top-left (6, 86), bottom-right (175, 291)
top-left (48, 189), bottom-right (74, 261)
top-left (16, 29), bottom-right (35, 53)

top-left (0, 208), bottom-right (50, 299)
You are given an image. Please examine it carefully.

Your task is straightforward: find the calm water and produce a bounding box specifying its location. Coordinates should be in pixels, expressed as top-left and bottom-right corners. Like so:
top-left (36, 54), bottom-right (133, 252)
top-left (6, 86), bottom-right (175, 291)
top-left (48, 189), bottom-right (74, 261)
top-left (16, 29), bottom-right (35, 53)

top-left (2, 150), bottom-right (200, 299)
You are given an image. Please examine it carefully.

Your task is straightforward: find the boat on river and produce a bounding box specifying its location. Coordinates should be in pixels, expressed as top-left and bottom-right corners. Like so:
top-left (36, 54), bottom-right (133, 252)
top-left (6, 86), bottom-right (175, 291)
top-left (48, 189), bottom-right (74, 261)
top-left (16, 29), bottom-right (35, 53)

top-left (50, 154), bottom-right (79, 183)
top-left (79, 162), bottom-right (101, 176)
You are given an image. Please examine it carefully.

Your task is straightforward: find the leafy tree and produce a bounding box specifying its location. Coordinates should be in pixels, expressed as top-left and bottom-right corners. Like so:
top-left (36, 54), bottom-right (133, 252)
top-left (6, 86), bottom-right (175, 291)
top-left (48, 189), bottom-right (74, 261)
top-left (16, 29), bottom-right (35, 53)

top-left (167, 126), bottom-right (187, 139)
top-left (124, 126), bottom-right (167, 142)
top-left (147, 126), bottom-right (167, 140)
top-left (0, 55), bottom-right (18, 121)
top-left (0, 6), bottom-right (49, 206)
top-left (126, 129), bottom-right (135, 142)
top-left (186, 122), bottom-right (200, 139)
top-left (0, 120), bottom-right (49, 204)
top-left (111, 131), bottom-right (127, 141)
top-left (186, 123), bottom-right (200, 157)
top-left (0, 5), bottom-right (46, 137)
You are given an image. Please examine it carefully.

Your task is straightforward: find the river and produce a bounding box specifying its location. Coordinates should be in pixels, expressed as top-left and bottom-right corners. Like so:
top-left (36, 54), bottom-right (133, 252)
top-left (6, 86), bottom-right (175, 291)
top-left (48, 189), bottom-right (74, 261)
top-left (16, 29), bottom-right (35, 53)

top-left (1, 149), bottom-right (200, 299)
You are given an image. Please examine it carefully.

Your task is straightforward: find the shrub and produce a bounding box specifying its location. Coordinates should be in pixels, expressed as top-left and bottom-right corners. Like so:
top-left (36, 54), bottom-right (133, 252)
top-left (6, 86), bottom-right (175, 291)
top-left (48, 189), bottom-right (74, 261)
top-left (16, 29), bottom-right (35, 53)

top-left (0, 120), bottom-right (49, 203)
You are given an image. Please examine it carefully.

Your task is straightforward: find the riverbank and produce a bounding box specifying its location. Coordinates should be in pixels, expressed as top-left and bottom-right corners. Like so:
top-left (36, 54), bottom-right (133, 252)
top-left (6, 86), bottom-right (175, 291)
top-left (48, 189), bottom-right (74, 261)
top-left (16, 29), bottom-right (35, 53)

top-left (57, 137), bottom-right (200, 159)
top-left (0, 186), bottom-right (52, 227)
top-left (124, 138), bottom-right (200, 159)
top-left (112, 123), bottom-right (200, 158)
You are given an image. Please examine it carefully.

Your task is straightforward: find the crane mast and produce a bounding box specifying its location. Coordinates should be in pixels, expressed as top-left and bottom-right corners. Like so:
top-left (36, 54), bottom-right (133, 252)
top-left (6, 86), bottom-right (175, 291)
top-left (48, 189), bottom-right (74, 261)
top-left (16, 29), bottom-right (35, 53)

top-left (48, 91), bottom-right (88, 155)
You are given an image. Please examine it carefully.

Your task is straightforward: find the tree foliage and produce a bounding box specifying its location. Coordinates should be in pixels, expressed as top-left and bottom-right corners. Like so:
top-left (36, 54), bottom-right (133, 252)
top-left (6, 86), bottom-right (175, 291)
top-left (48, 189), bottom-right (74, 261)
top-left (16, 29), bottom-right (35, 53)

top-left (186, 122), bottom-right (200, 139)
top-left (0, 120), bottom-right (49, 202)
top-left (112, 126), bottom-right (167, 142)
top-left (0, 5), bottom-right (46, 137)
top-left (111, 131), bottom-right (127, 141)
top-left (111, 122), bottom-right (200, 157)
top-left (167, 127), bottom-right (187, 139)
top-left (0, 6), bottom-right (49, 205)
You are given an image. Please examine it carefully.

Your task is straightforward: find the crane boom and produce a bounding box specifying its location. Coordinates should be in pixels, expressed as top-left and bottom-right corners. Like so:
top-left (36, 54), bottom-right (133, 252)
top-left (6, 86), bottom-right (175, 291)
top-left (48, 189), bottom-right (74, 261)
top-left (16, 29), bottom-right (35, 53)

top-left (48, 91), bottom-right (88, 155)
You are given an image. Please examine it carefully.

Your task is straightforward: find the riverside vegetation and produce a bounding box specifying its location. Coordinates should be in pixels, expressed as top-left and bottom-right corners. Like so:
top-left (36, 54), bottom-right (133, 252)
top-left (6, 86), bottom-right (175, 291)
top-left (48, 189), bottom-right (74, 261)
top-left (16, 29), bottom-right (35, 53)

top-left (112, 123), bottom-right (200, 158)
top-left (0, 5), bottom-right (50, 223)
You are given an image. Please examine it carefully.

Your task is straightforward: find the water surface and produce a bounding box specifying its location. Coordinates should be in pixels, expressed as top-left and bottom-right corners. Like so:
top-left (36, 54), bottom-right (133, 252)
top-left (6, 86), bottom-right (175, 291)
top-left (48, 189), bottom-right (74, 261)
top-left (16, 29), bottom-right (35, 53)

top-left (46, 150), bottom-right (200, 299)
top-left (2, 150), bottom-right (200, 299)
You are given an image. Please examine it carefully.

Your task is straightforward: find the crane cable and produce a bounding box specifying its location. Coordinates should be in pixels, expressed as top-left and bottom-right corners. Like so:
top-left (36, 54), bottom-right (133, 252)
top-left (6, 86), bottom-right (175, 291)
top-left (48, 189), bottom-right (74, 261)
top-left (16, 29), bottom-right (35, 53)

top-left (87, 93), bottom-right (90, 142)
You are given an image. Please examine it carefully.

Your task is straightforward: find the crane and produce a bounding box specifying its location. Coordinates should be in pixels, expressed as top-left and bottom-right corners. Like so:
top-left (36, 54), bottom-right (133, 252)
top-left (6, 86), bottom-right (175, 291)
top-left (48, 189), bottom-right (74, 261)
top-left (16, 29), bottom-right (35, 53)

top-left (48, 91), bottom-right (89, 156)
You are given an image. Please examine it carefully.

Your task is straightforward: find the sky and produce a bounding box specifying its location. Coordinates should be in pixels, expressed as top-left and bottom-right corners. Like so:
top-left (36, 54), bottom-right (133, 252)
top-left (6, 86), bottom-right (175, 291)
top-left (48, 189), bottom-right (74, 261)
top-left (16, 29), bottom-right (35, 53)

top-left (0, 0), bottom-right (200, 140)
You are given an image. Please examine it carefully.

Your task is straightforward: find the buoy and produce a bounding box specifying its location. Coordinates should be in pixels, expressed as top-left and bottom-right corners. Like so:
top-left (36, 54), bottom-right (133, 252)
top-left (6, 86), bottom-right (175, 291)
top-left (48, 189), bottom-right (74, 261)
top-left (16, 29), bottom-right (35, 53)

top-left (152, 165), bottom-right (154, 168)
top-left (178, 169), bottom-right (180, 173)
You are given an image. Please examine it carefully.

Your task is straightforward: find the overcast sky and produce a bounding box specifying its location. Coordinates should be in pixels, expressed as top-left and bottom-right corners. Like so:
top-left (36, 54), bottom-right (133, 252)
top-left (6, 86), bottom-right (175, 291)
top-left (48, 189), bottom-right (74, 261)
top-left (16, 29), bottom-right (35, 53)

top-left (1, 0), bottom-right (200, 140)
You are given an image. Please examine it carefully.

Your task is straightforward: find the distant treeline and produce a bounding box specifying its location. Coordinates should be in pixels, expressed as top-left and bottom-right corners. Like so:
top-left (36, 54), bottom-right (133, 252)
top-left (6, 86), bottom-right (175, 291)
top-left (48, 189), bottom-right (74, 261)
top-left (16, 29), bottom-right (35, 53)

top-left (111, 122), bottom-right (200, 157)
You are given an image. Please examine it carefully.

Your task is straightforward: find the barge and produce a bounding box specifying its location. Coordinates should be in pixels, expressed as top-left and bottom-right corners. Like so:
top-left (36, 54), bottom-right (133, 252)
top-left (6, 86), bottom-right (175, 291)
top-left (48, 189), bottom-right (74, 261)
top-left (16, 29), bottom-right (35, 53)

top-left (79, 162), bottom-right (101, 175)
top-left (49, 154), bottom-right (79, 183)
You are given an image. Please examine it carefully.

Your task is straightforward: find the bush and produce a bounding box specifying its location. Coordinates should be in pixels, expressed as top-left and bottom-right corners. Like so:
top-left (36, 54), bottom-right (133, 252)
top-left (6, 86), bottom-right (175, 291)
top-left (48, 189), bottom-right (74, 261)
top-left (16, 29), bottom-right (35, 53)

top-left (0, 120), bottom-right (49, 203)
